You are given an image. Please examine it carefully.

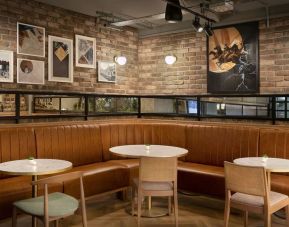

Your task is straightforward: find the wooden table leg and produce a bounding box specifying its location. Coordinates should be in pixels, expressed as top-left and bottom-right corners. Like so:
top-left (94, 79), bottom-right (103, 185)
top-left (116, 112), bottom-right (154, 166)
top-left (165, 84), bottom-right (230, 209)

top-left (32, 175), bottom-right (38, 227)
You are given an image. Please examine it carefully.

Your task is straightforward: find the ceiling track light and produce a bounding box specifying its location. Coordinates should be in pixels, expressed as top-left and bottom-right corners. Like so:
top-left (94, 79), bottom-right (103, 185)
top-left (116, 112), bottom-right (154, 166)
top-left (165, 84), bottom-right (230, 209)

top-left (192, 17), bottom-right (203, 33)
top-left (204, 23), bottom-right (214, 36)
top-left (161, 0), bottom-right (216, 23)
top-left (165, 0), bottom-right (183, 23)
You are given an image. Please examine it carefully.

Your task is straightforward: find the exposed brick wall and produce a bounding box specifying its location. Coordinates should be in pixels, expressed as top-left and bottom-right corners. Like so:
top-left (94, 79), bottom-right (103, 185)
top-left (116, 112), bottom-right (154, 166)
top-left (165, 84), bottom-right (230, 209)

top-left (0, 0), bottom-right (139, 94)
top-left (259, 17), bottom-right (289, 93)
top-left (138, 32), bottom-right (207, 95)
top-left (1, 0), bottom-right (289, 96)
top-left (138, 17), bottom-right (289, 95)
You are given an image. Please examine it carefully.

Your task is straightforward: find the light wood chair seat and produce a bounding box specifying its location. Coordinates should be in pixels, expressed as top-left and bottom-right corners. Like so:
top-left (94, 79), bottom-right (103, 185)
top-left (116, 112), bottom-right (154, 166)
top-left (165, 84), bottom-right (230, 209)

top-left (231, 191), bottom-right (288, 208)
top-left (133, 178), bottom-right (173, 191)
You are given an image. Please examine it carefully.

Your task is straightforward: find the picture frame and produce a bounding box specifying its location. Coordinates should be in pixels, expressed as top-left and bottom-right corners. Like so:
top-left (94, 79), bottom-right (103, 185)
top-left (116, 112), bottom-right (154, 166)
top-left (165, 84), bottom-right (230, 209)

top-left (98, 61), bottom-right (116, 83)
top-left (17, 58), bottom-right (45, 84)
top-left (0, 50), bottom-right (13, 83)
top-left (48, 36), bottom-right (73, 83)
top-left (207, 22), bottom-right (259, 94)
top-left (75, 35), bottom-right (96, 69)
top-left (17, 22), bottom-right (45, 57)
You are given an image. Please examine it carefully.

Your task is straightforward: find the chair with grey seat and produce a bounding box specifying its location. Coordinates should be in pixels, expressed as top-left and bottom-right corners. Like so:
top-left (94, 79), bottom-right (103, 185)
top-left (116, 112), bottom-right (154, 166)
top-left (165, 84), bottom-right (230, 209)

top-left (224, 161), bottom-right (289, 227)
top-left (12, 171), bottom-right (87, 227)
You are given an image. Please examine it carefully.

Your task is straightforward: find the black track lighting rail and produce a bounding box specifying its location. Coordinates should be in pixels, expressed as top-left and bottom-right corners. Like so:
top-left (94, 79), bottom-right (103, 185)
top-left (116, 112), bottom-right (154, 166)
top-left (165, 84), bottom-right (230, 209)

top-left (161, 0), bottom-right (216, 23)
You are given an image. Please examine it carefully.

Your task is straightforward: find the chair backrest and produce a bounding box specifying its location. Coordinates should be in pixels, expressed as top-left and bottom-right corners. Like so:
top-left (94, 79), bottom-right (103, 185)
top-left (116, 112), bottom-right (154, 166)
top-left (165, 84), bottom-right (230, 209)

top-left (32, 171), bottom-right (83, 186)
top-left (139, 157), bottom-right (177, 182)
top-left (224, 161), bottom-right (268, 197)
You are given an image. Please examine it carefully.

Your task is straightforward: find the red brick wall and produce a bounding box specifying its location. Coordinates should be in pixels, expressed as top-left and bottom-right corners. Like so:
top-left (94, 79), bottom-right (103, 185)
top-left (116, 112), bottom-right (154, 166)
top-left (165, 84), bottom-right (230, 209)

top-left (0, 0), bottom-right (139, 94)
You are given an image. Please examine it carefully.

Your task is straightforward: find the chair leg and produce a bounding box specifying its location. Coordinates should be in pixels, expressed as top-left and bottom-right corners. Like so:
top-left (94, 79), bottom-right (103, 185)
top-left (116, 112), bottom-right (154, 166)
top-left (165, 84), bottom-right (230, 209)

top-left (286, 206), bottom-right (289, 227)
top-left (244, 211), bottom-right (248, 227)
top-left (264, 212), bottom-right (271, 227)
top-left (55, 220), bottom-right (59, 227)
top-left (137, 193), bottom-right (142, 227)
top-left (12, 206), bottom-right (17, 227)
top-left (168, 196), bottom-right (172, 216)
top-left (131, 187), bottom-right (135, 216)
top-left (224, 198), bottom-right (230, 227)
top-left (174, 189), bottom-right (178, 227)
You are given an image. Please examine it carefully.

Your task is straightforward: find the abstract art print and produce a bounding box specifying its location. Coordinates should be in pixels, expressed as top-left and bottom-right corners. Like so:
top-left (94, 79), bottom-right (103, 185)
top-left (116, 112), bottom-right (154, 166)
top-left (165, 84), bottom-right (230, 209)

top-left (0, 50), bottom-right (13, 83)
top-left (207, 22), bottom-right (259, 93)
top-left (17, 58), bottom-right (44, 84)
top-left (17, 22), bottom-right (45, 57)
top-left (48, 36), bottom-right (73, 83)
top-left (75, 35), bottom-right (96, 68)
top-left (98, 61), bottom-right (116, 83)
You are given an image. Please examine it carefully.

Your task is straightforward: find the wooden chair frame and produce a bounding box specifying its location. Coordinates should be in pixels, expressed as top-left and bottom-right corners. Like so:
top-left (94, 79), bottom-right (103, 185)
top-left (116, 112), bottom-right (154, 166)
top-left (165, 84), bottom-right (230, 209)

top-left (132, 157), bottom-right (178, 227)
top-left (224, 161), bottom-right (289, 227)
top-left (12, 171), bottom-right (87, 227)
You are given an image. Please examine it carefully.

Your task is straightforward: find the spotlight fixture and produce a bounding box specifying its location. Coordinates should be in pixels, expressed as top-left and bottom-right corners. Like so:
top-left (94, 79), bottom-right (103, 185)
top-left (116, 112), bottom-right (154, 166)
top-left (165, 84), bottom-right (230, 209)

top-left (114, 56), bottom-right (127, 65)
top-left (165, 55), bottom-right (177, 65)
top-left (165, 0), bottom-right (183, 23)
top-left (204, 23), bottom-right (213, 36)
top-left (192, 17), bottom-right (203, 32)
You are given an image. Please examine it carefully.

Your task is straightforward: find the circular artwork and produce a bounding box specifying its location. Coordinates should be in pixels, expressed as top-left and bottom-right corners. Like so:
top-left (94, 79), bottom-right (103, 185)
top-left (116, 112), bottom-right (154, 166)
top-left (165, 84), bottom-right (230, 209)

top-left (208, 27), bottom-right (243, 73)
top-left (20, 60), bottom-right (33, 74)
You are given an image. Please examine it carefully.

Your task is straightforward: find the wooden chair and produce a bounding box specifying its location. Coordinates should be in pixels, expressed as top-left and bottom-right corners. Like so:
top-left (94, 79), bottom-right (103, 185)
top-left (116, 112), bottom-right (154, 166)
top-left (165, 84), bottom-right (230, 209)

top-left (12, 171), bottom-right (87, 227)
top-left (132, 157), bottom-right (178, 227)
top-left (224, 161), bottom-right (289, 227)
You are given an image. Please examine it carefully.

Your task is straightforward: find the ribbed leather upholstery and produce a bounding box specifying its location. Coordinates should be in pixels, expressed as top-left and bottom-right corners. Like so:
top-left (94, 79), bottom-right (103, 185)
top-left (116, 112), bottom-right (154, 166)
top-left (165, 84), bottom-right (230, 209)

top-left (35, 125), bottom-right (102, 166)
top-left (185, 125), bottom-right (259, 166)
top-left (0, 127), bottom-right (36, 179)
top-left (259, 128), bottom-right (289, 158)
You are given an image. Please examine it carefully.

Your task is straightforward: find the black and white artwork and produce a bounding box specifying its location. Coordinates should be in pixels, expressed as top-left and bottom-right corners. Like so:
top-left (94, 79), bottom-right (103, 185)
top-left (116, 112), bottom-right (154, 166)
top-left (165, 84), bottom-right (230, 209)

top-left (98, 61), bottom-right (116, 83)
top-left (0, 50), bottom-right (13, 83)
top-left (207, 22), bottom-right (259, 93)
top-left (17, 22), bottom-right (45, 57)
top-left (75, 35), bottom-right (96, 68)
top-left (17, 58), bottom-right (44, 84)
top-left (48, 36), bottom-right (73, 83)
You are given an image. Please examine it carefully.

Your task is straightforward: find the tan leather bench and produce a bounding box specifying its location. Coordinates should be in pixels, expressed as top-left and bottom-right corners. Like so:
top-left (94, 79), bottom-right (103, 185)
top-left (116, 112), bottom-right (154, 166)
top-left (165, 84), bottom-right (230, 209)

top-left (1, 120), bottom-right (289, 221)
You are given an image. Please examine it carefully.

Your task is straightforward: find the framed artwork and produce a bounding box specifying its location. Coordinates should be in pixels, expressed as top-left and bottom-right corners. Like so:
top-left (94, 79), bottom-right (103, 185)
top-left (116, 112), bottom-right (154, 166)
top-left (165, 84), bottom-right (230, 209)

top-left (98, 61), bottom-right (116, 83)
top-left (48, 36), bottom-right (73, 83)
top-left (75, 35), bottom-right (96, 68)
top-left (17, 22), bottom-right (45, 57)
top-left (17, 58), bottom-right (44, 84)
top-left (207, 22), bottom-right (259, 93)
top-left (0, 50), bottom-right (13, 83)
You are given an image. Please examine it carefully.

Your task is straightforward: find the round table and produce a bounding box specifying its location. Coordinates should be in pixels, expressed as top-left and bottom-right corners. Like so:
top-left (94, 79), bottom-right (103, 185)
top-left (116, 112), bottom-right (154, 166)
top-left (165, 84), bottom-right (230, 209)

top-left (0, 159), bottom-right (72, 227)
top-left (110, 144), bottom-right (188, 158)
top-left (110, 144), bottom-right (188, 218)
top-left (233, 157), bottom-right (289, 173)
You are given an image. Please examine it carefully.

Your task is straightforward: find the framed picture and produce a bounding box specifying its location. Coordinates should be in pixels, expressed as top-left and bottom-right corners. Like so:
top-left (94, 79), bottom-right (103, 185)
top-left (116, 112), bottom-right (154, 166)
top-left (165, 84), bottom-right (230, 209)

top-left (17, 58), bottom-right (44, 84)
top-left (48, 36), bottom-right (73, 83)
top-left (98, 61), bottom-right (116, 83)
top-left (207, 22), bottom-right (259, 93)
top-left (75, 35), bottom-right (96, 68)
top-left (0, 50), bottom-right (13, 83)
top-left (17, 22), bottom-right (45, 57)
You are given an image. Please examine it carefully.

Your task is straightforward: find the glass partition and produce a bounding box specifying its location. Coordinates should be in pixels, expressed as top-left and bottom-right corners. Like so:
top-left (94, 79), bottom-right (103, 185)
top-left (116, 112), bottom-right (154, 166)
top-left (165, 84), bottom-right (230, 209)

top-left (89, 96), bottom-right (138, 114)
top-left (0, 94), bottom-right (16, 116)
top-left (141, 98), bottom-right (176, 114)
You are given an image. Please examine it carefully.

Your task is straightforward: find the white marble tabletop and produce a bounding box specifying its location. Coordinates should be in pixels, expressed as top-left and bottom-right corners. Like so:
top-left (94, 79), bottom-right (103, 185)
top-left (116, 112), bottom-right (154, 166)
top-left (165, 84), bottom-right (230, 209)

top-left (110, 144), bottom-right (188, 158)
top-left (0, 159), bottom-right (72, 176)
top-left (233, 157), bottom-right (289, 173)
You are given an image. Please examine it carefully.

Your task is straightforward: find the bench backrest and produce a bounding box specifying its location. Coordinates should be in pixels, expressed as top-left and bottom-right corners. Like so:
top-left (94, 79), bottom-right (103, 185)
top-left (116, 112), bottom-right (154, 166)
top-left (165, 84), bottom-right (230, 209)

top-left (185, 124), bottom-right (260, 166)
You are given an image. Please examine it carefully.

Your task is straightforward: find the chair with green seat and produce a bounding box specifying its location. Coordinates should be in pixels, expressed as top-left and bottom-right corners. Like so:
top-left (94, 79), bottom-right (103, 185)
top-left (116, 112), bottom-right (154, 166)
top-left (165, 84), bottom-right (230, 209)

top-left (12, 171), bottom-right (87, 227)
